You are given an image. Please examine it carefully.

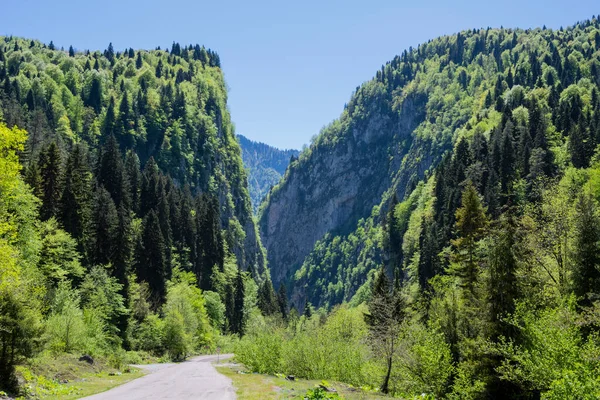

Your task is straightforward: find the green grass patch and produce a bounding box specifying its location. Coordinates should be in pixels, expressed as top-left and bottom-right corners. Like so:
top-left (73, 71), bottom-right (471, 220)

top-left (15, 353), bottom-right (145, 399)
top-left (217, 364), bottom-right (385, 400)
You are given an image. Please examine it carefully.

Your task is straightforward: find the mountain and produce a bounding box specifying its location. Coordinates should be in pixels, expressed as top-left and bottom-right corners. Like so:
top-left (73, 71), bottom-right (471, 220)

top-left (237, 134), bottom-right (299, 213)
top-left (0, 36), bottom-right (271, 390)
top-left (0, 36), bottom-right (265, 276)
top-left (259, 18), bottom-right (600, 308)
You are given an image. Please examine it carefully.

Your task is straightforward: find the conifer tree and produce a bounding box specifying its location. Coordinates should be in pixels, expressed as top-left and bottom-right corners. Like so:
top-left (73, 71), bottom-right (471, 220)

top-left (257, 279), bottom-right (278, 316)
top-left (569, 120), bottom-right (594, 168)
top-left (137, 211), bottom-right (167, 307)
top-left (140, 157), bottom-right (161, 216)
top-left (303, 301), bottom-right (313, 318)
top-left (98, 135), bottom-right (129, 208)
top-left (572, 192), bottom-right (600, 306)
top-left (451, 181), bottom-right (488, 299)
top-left (487, 214), bottom-right (519, 340)
top-left (231, 269), bottom-right (245, 336)
top-left (90, 186), bottom-right (119, 266)
top-left (277, 285), bottom-right (288, 320)
top-left (102, 96), bottom-right (116, 137)
top-left (60, 143), bottom-right (92, 245)
top-left (113, 204), bottom-right (132, 344)
top-left (124, 150), bottom-right (141, 215)
top-left (39, 142), bottom-right (63, 221)
top-left (24, 162), bottom-right (43, 199)
top-left (86, 75), bottom-right (102, 113)
top-left (136, 52), bottom-right (143, 69)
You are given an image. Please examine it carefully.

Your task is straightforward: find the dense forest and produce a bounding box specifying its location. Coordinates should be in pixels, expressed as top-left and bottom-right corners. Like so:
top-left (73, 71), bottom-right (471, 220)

top-left (5, 12), bottom-right (600, 400)
top-left (236, 134), bottom-right (298, 213)
top-left (0, 36), bottom-right (270, 394)
top-left (242, 15), bottom-right (600, 399)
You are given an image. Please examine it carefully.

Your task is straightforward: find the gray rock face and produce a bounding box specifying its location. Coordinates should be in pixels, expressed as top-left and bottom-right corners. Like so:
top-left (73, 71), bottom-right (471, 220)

top-left (260, 90), bottom-right (427, 288)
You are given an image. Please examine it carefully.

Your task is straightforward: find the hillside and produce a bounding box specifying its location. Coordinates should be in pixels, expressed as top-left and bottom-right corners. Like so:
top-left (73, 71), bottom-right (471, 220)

top-left (259, 19), bottom-right (600, 309)
top-left (237, 134), bottom-right (298, 213)
top-left (0, 36), bottom-right (267, 392)
top-left (0, 37), bottom-right (265, 274)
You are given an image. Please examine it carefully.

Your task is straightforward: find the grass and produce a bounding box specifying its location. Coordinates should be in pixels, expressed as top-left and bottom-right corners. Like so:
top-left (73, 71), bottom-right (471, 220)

top-left (216, 364), bottom-right (385, 400)
top-left (14, 353), bottom-right (145, 399)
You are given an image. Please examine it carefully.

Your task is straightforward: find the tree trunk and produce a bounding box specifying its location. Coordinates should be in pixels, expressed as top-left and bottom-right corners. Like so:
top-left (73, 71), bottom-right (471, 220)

top-left (381, 355), bottom-right (392, 394)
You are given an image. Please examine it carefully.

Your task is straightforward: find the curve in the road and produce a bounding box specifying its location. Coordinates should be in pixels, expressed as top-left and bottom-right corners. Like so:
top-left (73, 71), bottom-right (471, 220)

top-left (84, 354), bottom-right (235, 400)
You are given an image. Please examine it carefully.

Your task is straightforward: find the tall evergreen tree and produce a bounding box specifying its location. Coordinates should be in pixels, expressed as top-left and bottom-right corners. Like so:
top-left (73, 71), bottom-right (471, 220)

top-left (98, 135), bottom-right (129, 208)
top-left (137, 211), bottom-right (167, 307)
top-left (124, 150), bottom-right (141, 215)
top-left (572, 193), bottom-right (600, 307)
top-left (277, 284), bottom-right (288, 320)
top-left (39, 142), bottom-right (63, 221)
top-left (90, 186), bottom-right (119, 266)
top-left (450, 181), bottom-right (488, 299)
top-left (231, 269), bottom-right (246, 336)
top-left (60, 143), bottom-right (92, 245)
top-left (257, 278), bottom-right (278, 316)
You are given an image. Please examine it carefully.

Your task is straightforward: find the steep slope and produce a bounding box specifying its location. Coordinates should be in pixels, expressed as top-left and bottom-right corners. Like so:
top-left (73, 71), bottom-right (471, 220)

top-left (260, 18), bottom-right (600, 307)
top-left (237, 134), bottom-right (298, 213)
top-left (0, 37), bottom-right (265, 275)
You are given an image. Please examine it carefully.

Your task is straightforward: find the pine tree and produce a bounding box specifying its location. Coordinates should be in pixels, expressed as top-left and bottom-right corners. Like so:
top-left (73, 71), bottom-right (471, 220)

top-left (231, 269), bottom-right (245, 336)
top-left (303, 301), bottom-right (313, 318)
top-left (24, 162), bottom-right (43, 199)
top-left (572, 193), bottom-right (600, 307)
top-left (60, 143), bottom-right (92, 245)
top-left (68, 45), bottom-right (75, 57)
top-left (487, 214), bottom-right (519, 340)
top-left (86, 75), bottom-right (102, 113)
top-left (450, 181), bottom-right (488, 299)
top-left (569, 120), bottom-right (594, 168)
top-left (124, 150), bottom-right (141, 215)
top-left (140, 157), bottom-right (161, 216)
top-left (195, 195), bottom-right (224, 290)
top-left (98, 135), bottom-right (129, 208)
top-left (90, 186), bottom-right (119, 266)
top-left (137, 211), bottom-right (167, 307)
top-left (113, 204), bottom-right (132, 344)
top-left (277, 284), bottom-right (288, 320)
top-left (102, 96), bottom-right (116, 137)
top-left (39, 142), bottom-right (63, 221)
top-left (257, 279), bottom-right (278, 316)
top-left (136, 52), bottom-right (143, 69)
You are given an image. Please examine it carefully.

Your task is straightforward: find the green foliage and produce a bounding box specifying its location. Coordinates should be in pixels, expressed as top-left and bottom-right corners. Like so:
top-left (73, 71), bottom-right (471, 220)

top-left (497, 298), bottom-right (600, 398)
top-left (44, 281), bottom-right (86, 354)
top-left (303, 386), bottom-right (341, 399)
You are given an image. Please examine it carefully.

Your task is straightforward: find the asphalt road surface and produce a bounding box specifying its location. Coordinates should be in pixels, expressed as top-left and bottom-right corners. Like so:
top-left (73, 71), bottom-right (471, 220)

top-left (84, 354), bottom-right (235, 400)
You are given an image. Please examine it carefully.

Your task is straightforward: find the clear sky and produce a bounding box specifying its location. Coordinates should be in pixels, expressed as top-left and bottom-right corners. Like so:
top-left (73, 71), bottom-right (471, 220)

top-left (2, 1), bottom-right (598, 149)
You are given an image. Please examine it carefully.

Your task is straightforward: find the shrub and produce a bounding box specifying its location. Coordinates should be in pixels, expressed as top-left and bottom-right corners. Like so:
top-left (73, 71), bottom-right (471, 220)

top-left (234, 325), bottom-right (283, 374)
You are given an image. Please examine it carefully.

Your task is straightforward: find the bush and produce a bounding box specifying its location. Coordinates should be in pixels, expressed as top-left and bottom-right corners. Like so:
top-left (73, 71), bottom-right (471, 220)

top-left (393, 321), bottom-right (454, 398)
top-left (44, 282), bottom-right (86, 354)
top-left (282, 305), bottom-right (370, 386)
top-left (234, 325), bottom-right (283, 374)
top-left (131, 314), bottom-right (164, 354)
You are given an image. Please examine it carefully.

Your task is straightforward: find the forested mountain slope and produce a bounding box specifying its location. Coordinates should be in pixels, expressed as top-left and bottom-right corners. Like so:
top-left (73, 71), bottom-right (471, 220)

top-left (0, 37), bottom-right (265, 274)
top-left (236, 134), bottom-right (298, 213)
top-left (259, 17), bottom-right (600, 309)
top-left (0, 36), bottom-right (267, 392)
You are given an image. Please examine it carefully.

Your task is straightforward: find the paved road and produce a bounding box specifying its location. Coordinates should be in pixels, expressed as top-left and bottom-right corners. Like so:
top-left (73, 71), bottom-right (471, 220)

top-left (84, 354), bottom-right (235, 400)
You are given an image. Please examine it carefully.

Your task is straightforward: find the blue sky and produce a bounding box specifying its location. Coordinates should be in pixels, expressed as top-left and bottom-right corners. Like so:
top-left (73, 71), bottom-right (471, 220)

top-left (2, 1), bottom-right (598, 149)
